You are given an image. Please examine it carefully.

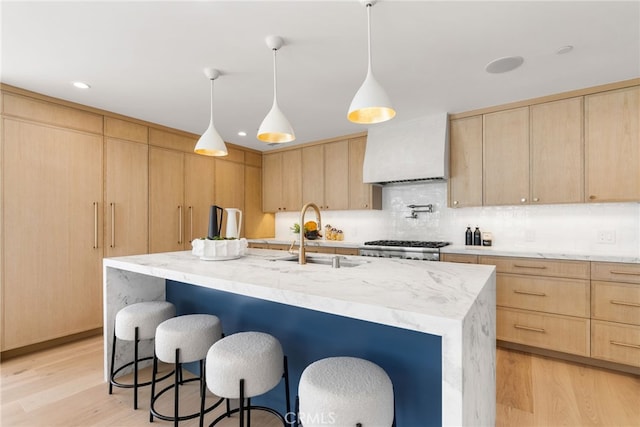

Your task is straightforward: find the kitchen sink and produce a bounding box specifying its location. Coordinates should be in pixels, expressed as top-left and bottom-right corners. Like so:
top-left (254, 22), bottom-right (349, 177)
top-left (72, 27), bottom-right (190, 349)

top-left (271, 254), bottom-right (367, 268)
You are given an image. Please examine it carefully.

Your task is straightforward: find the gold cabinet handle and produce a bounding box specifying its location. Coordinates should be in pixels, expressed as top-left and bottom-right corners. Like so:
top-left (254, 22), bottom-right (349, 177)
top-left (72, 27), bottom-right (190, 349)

top-left (610, 270), bottom-right (640, 277)
top-left (513, 264), bottom-right (547, 269)
top-left (453, 200), bottom-right (459, 206)
top-left (610, 300), bottom-right (640, 308)
top-left (178, 205), bottom-right (183, 244)
top-left (188, 206), bottom-right (193, 243)
top-left (610, 340), bottom-right (640, 350)
top-left (514, 324), bottom-right (546, 333)
top-left (514, 289), bottom-right (546, 297)
top-left (93, 202), bottom-right (99, 249)
top-left (110, 202), bottom-right (115, 248)
top-left (520, 197), bottom-right (527, 203)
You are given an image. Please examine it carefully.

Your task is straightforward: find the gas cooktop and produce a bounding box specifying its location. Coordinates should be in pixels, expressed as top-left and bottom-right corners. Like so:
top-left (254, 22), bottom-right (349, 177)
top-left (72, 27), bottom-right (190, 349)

top-left (363, 240), bottom-right (451, 249)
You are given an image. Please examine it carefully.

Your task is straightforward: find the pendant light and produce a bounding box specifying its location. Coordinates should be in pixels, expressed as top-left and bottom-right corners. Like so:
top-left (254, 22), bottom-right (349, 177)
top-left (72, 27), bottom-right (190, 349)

top-left (348, 0), bottom-right (396, 124)
top-left (194, 68), bottom-right (228, 156)
top-left (257, 35), bottom-right (295, 143)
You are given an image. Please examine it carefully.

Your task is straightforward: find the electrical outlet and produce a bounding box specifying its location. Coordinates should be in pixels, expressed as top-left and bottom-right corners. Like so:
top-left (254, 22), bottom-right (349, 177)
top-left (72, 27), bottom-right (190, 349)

top-left (596, 230), bottom-right (616, 244)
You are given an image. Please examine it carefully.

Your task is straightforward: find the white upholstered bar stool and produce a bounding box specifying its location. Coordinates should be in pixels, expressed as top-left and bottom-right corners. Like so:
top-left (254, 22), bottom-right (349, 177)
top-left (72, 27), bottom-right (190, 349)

top-left (201, 331), bottom-right (291, 427)
top-left (150, 314), bottom-right (224, 426)
top-left (297, 357), bottom-right (395, 427)
top-left (109, 301), bottom-right (176, 409)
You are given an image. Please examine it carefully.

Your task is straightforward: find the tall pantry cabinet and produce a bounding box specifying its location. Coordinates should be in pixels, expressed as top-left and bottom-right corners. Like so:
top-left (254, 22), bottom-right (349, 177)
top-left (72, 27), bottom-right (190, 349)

top-left (2, 93), bottom-right (104, 351)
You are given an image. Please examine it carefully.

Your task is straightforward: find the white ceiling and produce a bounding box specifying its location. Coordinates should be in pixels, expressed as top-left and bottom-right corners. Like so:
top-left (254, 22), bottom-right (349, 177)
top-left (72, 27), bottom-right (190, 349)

top-left (2, 1), bottom-right (639, 152)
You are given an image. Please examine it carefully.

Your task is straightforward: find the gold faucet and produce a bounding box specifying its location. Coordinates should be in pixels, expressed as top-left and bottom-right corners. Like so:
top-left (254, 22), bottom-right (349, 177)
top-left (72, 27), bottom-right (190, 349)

top-left (299, 202), bottom-right (322, 265)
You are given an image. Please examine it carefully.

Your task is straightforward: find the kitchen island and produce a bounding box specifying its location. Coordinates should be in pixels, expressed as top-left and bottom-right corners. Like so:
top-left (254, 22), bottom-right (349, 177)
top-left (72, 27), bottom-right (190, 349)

top-left (103, 249), bottom-right (496, 426)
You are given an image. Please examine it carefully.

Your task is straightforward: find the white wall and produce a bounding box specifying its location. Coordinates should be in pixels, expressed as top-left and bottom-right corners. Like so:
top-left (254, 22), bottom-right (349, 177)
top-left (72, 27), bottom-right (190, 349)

top-left (275, 182), bottom-right (640, 257)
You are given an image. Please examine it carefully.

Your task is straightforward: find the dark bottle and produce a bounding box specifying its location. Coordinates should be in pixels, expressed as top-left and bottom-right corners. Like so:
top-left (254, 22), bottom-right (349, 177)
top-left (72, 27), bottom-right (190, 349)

top-left (473, 227), bottom-right (481, 246)
top-left (465, 227), bottom-right (473, 246)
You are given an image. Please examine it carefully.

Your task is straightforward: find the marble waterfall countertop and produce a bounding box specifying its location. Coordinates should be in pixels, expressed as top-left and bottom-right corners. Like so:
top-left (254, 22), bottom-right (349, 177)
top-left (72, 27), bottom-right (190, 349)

top-left (103, 249), bottom-right (496, 426)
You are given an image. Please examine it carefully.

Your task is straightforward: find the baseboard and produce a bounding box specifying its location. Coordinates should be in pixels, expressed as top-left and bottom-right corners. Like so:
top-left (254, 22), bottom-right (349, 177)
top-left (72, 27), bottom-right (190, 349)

top-left (1, 328), bottom-right (103, 361)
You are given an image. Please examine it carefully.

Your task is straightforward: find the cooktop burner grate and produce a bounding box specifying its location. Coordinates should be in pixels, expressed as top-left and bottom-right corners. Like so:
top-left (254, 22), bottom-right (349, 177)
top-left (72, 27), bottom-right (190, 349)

top-left (363, 240), bottom-right (450, 249)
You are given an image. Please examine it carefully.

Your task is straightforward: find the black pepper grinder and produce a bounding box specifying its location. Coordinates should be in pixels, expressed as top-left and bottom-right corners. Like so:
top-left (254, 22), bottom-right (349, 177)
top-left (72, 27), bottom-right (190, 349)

top-left (465, 226), bottom-right (473, 246)
top-left (473, 226), bottom-right (481, 246)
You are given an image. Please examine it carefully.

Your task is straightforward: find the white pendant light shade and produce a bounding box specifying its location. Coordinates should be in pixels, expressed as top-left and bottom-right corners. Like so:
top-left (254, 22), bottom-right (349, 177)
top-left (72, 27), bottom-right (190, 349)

top-left (348, 0), bottom-right (396, 124)
top-left (194, 68), bottom-right (228, 156)
top-left (257, 35), bottom-right (295, 143)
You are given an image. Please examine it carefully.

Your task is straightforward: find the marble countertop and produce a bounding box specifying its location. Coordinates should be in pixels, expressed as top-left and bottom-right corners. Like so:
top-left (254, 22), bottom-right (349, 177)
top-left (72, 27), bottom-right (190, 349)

top-left (249, 239), bottom-right (639, 263)
top-left (441, 245), bottom-right (640, 264)
top-left (104, 248), bottom-right (495, 333)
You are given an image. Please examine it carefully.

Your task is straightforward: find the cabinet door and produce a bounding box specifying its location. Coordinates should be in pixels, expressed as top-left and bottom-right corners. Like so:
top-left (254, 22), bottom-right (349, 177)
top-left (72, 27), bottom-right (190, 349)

top-left (483, 107), bottom-right (530, 206)
top-left (262, 152), bottom-right (282, 212)
top-left (348, 137), bottom-right (381, 210)
top-left (215, 159), bottom-right (245, 237)
top-left (3, 119), bottom-right (103, 350)
top-left (302, 145), bottom-right (325, 208)
top-left (149, 147), bottom-right (184, 253)
top-left (281, 149), bottom-right (302, 211)
top-left (105, 138), bottom-right (148, 257)
top-left (531, 97), bottom-right (584, 204)
top-left (585, 86), bottom-right (640, 202)
top-left (449, 116), bottom-right (483, 207)
top-left (324, 140), bottom-right (349, 210)
top-left (185, 153), bottom-right (215, 243)
top-left (245, 165), bottom-right (274, 238)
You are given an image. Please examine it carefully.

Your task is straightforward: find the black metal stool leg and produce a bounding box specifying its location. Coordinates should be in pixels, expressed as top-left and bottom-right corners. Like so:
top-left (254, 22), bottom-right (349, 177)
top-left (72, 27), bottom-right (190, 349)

top-left (283, 356), bottom-right (291, 426)
top-left (134, 327), bottom-right (139, 409)
top-left (174, 348), bottom-right (180, 427)
top-left (150, 354), bottom-right (158, 422)
top-left (239, 379), bottom-right (245, 427)
top-left (109, 328), bottom-right (117, 395)
top-left (199, 360), bottom-right (206, 427)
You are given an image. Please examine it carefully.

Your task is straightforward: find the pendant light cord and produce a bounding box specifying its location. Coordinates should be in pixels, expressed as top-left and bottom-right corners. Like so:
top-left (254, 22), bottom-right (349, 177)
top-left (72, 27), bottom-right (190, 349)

top-left (366, 2), bottom-right (373, 74)
top-left (272, 48), bottom-right (279, 106)
top-left (209, 78), bottom-right (215, 124)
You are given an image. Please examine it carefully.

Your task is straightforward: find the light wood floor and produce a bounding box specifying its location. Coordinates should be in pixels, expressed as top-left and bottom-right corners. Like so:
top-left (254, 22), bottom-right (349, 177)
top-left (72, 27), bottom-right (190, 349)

top-left (1, 335), bottom-right (639, 426)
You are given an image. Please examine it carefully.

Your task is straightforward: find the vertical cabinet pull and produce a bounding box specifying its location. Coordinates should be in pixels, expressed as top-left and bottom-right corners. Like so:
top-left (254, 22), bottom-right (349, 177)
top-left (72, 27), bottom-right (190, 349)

top-left (188, 206), bottom-right (193, 243)
top-left (178, 205), bottom-right (183, 244)
top-left (93, 202), bottom-right (99, 249)
top-left (110, 202), bottom-right (115, 248)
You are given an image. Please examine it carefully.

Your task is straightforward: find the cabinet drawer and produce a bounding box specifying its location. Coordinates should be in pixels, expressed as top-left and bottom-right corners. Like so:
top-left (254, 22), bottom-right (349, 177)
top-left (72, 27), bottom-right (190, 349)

top-left (592, 281), bottom-right (640, 325)
top-left (335, 247), bottom-right (360, 256)
top-left (591, 262), bottom-right (640, 284)
top-left (497, 307), bottom-right (590, 356)
top-left (441, 253), bottom-right (478, 264)
top-left (248, 242), bottom-right (270, 249)
top-left (497, 274), bottom-right (589, 317)
top-left (304, 246), bottom-right (335, 254)
top-left (591, 320), bottom-right (640, 367)
top-left (479, 256), bottom-right (589, 279)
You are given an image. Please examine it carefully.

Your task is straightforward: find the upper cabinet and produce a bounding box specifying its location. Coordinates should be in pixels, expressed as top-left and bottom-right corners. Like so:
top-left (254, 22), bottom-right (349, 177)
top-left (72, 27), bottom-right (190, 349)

top-left (263, 149), bottom-right (302, 213)
top-left (451, 82), bottom-right (638, 208)
top-left (449, 116), bottom-right (483, 207)
top-left (530, 97), bottom-right (584, 204)
top-left (301, 140), bottom-right (349, 210)
top-left (348, 136), bottom-right (382, 210)
top-left (585, 86), bottom-right (640, 202)
top-left (483, 107), bottom-right (530, 206)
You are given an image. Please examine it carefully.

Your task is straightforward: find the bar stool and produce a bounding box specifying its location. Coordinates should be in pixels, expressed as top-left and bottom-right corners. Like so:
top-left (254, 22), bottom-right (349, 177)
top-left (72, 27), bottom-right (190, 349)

top-left (150, 314), bottom-right (224, 426)
top-left (297, 357), bottom-right (394, 427)
top-left (109, 301), bottom-right (176, 409)
top-left (201, 331), bottom-right (291, 427)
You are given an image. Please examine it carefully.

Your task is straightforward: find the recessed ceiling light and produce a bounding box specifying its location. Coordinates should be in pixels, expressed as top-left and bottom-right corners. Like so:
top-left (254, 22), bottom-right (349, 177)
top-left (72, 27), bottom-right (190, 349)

top-left (72, 81), bottom-right (91, 89)
top-left (556, 45), bottom-right (574, 55)
top-left (485, 56), bottom-right (524, 74)
top-left (237, 131), bottom-right (247, 137)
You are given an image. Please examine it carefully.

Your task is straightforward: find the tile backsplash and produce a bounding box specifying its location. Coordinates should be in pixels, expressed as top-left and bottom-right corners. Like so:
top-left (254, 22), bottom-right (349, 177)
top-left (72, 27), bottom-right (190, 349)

top-left (275, 182), bottom-right (640, 257)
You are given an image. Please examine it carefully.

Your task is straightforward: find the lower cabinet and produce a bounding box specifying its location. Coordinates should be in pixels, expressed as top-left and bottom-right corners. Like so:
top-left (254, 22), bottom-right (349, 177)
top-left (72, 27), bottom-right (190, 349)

top-left (248, 242), bottom-right (359, 256)
top-left (590, 262), bottom-right (640, 367)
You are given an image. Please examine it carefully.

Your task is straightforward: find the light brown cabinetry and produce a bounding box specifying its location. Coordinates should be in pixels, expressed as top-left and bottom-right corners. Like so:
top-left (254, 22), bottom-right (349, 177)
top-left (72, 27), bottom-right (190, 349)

top-left (2, 116), bottom-right (103, 350)
top-left (104, 118), bottom-right (149, 257)
top-left (480, 256), bottom-right (591, 357)
top-left (302, 141), bottom-right (349, 210)
top-left (585, 86), bottom-right (640, 202)
top-left (263, 150), bottom-right (302, 213)
top-left (441, 253), bottom-right (478, 264)
top-left (244, 152), bottom-right (274, 239)
top-left (215, 157), bottom-right (244, 237)
top-left (530, 97), bottom-right (584, 204)
top-left (186, 153), bottom-right (216, 242)
top-left (449, 116), bottom-right (483, 207)
top-left (483, 107), bottom-right (530, 206)
top-left (590, 262), bottom-right (640, 367)
top-left (348, 136), bottom-right (382, 210)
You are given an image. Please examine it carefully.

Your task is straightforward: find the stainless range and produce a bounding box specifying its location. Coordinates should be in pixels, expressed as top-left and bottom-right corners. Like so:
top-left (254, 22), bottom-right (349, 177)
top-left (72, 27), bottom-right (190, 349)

top-left (359, 240), bottom-right (451, 261)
